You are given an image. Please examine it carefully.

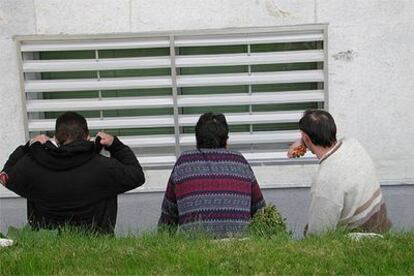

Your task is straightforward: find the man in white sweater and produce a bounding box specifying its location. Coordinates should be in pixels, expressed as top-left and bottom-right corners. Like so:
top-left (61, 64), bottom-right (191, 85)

top-left (288, 110), bottom-right (391, 235)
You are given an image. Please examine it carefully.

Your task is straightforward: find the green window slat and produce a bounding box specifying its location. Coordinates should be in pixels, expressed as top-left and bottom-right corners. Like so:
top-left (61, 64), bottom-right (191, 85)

top-left (251, 41), bottom-right (323, 52)
top-left (252, 82), bottom-right (322, 92)
top-left (39, 50), bottom-right (95, 60)
top-left (99, 48), bottom-right (170, 58)
top-left (179, 45), bottom-right (247, 55)
top-left (251, 62), bottom-right (323, 73)
top-left (179, 65), bottom-right (248, 75)
top-left (180, 85), bottom-right (249, 95)
top-left (99, 68), bottom-right (170, 78)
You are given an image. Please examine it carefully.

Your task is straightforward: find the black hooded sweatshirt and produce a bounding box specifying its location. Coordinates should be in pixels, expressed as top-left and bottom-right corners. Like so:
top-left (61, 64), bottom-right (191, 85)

top-left (1, 137), bottom-right (145, 234)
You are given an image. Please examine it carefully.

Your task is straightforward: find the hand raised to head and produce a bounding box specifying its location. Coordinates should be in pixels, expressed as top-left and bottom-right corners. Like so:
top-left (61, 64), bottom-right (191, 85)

top-left (30, 135), bottom-right (50, 145)
top-left (96, 132), bottom-right (114, 147)
top-left (287, 138), bottom-right (307, 158)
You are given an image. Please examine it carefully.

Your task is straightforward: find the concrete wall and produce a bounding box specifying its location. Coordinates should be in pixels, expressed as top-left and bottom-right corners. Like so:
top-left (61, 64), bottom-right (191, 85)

top-left (0, 1), bottom-right (413, 195)
top-left (1, 185), bottom-right (413, 238)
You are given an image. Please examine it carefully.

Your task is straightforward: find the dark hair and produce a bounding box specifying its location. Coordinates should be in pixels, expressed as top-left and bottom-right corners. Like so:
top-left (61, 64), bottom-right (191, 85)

top-left (195, 113), bottom-right (229, 149)
top-left (55, 112), bottom-right (89, 145)
top-left (299, 110), bottom-right (337, 148)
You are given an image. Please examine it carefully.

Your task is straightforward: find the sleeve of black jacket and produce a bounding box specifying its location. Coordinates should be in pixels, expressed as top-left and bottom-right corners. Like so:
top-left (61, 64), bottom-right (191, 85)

top-left (0, 142), bottom-right (30, 197)
top-left (105, 137), bottom-right (145, 194)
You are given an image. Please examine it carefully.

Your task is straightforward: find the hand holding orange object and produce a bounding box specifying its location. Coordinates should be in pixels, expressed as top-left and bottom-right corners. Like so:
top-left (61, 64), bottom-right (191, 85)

top-left (287, 139), bottom-right (307, 158)
top-left (291, 144), bottom-right (307, 158)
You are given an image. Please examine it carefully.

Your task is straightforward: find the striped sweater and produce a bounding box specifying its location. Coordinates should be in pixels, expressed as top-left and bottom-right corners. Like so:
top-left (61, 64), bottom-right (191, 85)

top-left (307, 138), bottom-right (391, 235)
top-left (158, 148), bottom-right (265, 237)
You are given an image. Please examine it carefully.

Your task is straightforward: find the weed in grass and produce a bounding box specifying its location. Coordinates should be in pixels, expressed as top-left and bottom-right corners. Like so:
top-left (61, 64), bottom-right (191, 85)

top-left (249, 204), bottom-right (290, 238)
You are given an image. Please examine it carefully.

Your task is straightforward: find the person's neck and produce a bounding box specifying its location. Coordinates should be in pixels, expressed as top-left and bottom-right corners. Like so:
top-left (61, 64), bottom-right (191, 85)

top-left (61, 138), bottom-right (86, 145)
top-left (313, 142), bottom-right (337, 160)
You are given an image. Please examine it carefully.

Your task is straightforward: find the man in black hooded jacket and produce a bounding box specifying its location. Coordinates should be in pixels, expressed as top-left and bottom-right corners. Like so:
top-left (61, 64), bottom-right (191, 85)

top-left (0, 112), bottom-right (145, 234)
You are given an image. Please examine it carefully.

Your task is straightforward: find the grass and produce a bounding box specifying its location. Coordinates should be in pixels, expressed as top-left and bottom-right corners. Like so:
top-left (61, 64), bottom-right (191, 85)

top-left (1, 228), bottom-right (413, 275)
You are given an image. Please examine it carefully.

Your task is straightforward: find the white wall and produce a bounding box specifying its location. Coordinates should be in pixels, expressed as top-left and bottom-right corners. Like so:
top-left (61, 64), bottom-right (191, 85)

top-left (1, 0), bottom-right (413, 197)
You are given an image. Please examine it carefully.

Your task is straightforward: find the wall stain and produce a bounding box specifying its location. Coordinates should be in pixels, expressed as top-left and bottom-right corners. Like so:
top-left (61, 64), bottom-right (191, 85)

top-left (255, 0), bottom-right (291, 18)
top-left (332, 50), bottom-right (358, 62)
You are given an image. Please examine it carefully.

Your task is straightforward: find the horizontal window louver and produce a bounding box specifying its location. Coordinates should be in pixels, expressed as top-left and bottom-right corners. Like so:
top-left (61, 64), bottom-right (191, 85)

top-left (19, 26), bottom-right (327, 168)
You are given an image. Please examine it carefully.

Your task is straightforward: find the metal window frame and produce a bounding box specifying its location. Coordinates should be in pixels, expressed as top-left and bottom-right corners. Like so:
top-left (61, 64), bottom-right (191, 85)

top-left (15, 24), bottom-right (329, 168)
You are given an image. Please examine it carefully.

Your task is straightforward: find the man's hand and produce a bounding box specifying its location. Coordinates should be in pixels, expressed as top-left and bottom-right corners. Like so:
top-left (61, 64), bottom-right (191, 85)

top-left (287, 138), bottom-right (306, 158)
top-left (30, 135), bottom-right (50, 145)
top-left (96, 132), bottom-right (114, 147)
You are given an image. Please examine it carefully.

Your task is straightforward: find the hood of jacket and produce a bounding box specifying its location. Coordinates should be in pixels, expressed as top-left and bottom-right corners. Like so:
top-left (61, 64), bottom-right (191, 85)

top-left (29, 140), bottom-right (102, 171)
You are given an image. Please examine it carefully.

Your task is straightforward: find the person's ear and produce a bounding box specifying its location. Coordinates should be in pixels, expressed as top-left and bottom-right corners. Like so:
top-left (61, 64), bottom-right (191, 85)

top-left (301, 131), bottom-right (312, 147)
top-left (53, 135), bottom-right (59, 145)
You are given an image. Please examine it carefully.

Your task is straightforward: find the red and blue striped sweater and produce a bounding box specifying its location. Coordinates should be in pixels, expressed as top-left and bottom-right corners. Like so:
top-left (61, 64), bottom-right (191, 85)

top-left (158, 148), bottom-right (266, 237)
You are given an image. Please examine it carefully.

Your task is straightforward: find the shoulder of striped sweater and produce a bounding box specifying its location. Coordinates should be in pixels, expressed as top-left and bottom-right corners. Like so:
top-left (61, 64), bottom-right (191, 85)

top-left (341, 138), bottom-right (375, 163)
top-left (322, 137), bottom-right (367, 164)
top-left (226, 149), bottom-right (244, 157)
top-left (180, 149), bottom-right (200, 156)
top-left (342, 137), bottom-right (364, 149)
top-left (181, 148), bottom-right (245, 156)
top-left (175, 150), bottom-right (199, 164)
top-left (227, 150), bottom-right (251, 162)
top-left (316, 138), bottom-right (378, 189)
top-left (343, 137), bottom-right (376, 153)
top-left (177, 148), bottom-right (248, 162)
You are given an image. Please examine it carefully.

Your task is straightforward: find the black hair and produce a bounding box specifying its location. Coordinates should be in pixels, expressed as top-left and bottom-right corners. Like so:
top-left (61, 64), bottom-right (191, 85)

top-left (299, 110), bottom-right (337, 148)
top-left (195, 112), bottom-right (229, 149)
top-left (55, 112), bottom-right (89, 145)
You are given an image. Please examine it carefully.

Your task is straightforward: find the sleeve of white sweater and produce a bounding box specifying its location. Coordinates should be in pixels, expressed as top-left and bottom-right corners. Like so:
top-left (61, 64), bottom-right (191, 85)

top-left (307, 195), bottom-right (343, 235)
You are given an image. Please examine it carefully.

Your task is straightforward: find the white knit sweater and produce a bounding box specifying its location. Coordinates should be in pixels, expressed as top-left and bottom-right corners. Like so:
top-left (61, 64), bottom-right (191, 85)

top-left (307, 138), bottom-right (386, 235)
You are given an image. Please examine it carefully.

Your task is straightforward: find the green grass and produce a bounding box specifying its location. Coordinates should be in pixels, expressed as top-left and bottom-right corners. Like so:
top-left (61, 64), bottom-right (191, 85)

top-left (1, 228), bottom-right (413, 275)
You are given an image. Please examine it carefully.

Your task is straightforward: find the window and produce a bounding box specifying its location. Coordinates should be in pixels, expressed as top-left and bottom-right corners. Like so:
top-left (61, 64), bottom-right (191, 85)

top-left (18, 25), bottom-right (327, 168)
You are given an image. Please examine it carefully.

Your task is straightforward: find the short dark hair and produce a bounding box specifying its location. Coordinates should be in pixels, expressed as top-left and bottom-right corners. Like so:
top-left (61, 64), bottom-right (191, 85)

top-left (299, 110), bottom-right (337, 148)
top-left (55, 112), bottom-right (89, 145)
top-left (195, 113), bottom-right (229, 149)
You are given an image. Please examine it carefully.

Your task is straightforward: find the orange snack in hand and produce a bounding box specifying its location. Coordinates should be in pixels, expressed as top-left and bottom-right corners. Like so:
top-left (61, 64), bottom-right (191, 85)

top-left (292, 144), bottom-right (307, 158)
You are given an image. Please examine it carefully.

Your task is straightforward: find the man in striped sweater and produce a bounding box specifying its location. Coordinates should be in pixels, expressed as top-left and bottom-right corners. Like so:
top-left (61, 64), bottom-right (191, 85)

top-left (158, 113), bottom-right (266, 237)
top-left (289, 110), bottom-right (391, 235)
